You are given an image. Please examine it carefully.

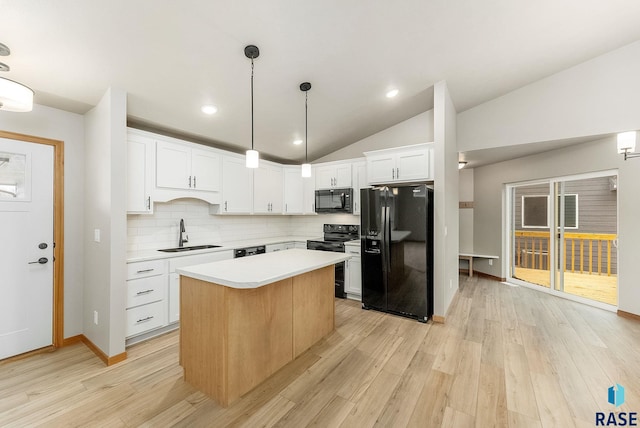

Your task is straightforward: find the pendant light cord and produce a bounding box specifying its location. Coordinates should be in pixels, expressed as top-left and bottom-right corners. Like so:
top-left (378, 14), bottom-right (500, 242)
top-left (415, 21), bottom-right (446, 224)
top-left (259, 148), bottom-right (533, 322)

top-left (250, 56), bottom-right (255, 151)
top-left (305, 91), bottom-right (308, 163)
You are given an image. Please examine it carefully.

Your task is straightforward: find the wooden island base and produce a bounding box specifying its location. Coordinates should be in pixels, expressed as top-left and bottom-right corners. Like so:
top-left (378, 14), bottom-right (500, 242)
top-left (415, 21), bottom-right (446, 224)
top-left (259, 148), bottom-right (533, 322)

top-left (180, 265), bottom-right (335, 407)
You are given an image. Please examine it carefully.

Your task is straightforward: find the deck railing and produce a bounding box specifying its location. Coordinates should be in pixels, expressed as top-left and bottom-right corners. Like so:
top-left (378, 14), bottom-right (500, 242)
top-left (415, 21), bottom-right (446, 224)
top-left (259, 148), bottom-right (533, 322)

top-left (514, 230), bottom-right (617, 276)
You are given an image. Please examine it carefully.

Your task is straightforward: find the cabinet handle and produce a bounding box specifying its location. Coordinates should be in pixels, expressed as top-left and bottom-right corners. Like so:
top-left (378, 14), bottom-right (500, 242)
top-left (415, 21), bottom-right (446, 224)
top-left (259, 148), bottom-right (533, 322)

top-left (146, 196), bottom-right (151, 210)
top-left (193, 176), bottom-right (197, 188)
top-left (392, 168), bottom-right (395, 179)
top-left (188, 176), bottom-right (192, 188)
top-left (136, 289), bottom-right (154, 295)
top-left (396, 168), bottom-right (399, 178)
top-left (285, 203), bottom-right (287, 213)
top-left (136, 268), bottom-right (154, 274)
top-left (136, 316), bottom-right (154, 324)
top-left (225, 201), bottom-right (228, 212)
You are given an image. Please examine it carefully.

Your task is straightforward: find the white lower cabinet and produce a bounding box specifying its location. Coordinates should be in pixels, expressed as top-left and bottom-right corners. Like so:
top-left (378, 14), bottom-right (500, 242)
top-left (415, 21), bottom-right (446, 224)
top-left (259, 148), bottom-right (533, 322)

top-left (126, 301), bottom-right (167, 338)
top-left (167, 250), bottom-right (234, 323)
top-left (345, 244), bottom-right (362, 298)
top-left (126, 259), bottom-right (168, 338)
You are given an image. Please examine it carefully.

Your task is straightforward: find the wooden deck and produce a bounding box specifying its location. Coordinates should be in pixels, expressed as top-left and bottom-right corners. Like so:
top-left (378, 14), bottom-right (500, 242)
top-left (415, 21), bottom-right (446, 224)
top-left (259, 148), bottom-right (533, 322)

top-left (514, 267), bottom-right (617, 306)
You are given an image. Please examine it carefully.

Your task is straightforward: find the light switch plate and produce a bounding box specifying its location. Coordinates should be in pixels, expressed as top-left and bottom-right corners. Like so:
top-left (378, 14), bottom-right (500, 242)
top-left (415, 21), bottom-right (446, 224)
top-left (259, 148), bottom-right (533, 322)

top-left (94, 229), bottom-right (101, 243)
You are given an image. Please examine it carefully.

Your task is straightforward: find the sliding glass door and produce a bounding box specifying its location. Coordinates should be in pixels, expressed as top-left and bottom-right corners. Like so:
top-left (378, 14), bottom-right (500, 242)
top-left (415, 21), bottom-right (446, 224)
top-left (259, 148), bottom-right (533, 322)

top-left (508, 171), bottom-right (618, 309)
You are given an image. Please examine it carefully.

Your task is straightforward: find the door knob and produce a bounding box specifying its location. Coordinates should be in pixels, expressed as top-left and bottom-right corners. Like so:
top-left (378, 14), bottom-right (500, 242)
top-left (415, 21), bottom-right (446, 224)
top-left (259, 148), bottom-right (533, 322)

top-left (38, 243), bottom-right (48, 249)
top-left (28, 257), bottom-right (49, 265)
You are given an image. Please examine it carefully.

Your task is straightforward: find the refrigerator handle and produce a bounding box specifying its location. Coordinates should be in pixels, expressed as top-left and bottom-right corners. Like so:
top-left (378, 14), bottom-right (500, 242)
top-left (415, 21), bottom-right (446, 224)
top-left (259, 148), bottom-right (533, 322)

top-left (381, 189), bottom-right (390, 276)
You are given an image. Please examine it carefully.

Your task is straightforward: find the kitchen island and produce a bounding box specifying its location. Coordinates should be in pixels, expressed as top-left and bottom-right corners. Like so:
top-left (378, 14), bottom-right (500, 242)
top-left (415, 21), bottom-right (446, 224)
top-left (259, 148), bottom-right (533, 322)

top-left (176, 249), bottom-right (350, 407)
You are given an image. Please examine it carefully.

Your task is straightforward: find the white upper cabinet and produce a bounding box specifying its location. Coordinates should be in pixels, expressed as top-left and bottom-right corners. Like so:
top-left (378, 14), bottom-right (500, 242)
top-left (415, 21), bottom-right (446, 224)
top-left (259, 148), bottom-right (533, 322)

top-left (302, 171), bottom-right (316, 214)
top-left (315, 163), bottom-right (352, 189)
top-left (190, 148), bottom-right (221, 192)
top-left (221, 155), bottom-right (253, 214)
top-left (351, 160), bottom-right (367, 215)
top-left (127, 133), bottom-right (155, 214)
top-left (283, 167), bottom-right (304, 214)
top-left (156, 140), bottom-right (221, 192)
top-left (364, 143), bottom-right (433, 185)
top-left (253, 162), bottom-right (283, 214)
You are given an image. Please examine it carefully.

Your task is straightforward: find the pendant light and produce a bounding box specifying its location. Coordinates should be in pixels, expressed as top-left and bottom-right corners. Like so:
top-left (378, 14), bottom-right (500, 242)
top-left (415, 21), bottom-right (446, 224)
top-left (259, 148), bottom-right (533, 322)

top-left (244, 45), bottom-right (260, 168)
top-left (300, 82), bottom-right (312, 178)
top-left (0, 42), bottom-right (34, 112)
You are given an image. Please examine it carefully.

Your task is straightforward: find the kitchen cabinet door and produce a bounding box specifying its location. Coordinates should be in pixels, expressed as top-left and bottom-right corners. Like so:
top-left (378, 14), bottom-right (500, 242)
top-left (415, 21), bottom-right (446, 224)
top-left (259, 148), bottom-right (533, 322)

top-left (127, 136), bottom-right (154, 213)
top-left (253, 163), bottom-right (283, 214)
top-left (315, 166), bottom-right (335, 189)
top-left (221, 155), bottom-right (253, 213)
top-left (334, 163), bottom-right (352, 187)
top-left (191, 148), bottom-right (221, 192)
top-left (346, 255), bottom-right (362, 297)
top-left (366, 154), bottom-right (395, 184)
top-left (303, 172), bottom-right (316, 214)
top-left (352, 161), bottom-right (366, 215)
top-left (156, 140), bottom-right (191, 190)
top-left (283, 167), bottom-right (304, 214)
top-left (396, 148), bottom-right (430, 182)
top-left (168, 273), bottom-right (180, 323)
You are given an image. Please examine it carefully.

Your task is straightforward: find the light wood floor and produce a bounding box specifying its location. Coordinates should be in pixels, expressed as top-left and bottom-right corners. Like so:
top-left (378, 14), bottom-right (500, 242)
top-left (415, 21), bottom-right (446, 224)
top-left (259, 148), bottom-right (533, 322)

top-left (2, 276), bottom-right (640, 427)
top-left (514, 267), bottom-right (618, 305)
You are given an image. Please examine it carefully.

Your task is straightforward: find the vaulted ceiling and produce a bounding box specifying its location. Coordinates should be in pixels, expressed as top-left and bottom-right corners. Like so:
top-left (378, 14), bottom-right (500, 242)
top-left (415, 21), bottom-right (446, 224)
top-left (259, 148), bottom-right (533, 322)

top-left (2, 1), bottom-right (640, 162)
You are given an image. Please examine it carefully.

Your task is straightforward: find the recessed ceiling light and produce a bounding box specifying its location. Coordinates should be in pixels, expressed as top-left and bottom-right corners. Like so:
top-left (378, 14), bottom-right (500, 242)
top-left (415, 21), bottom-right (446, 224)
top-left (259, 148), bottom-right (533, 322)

top-left (386, 89), bottom-right (399, 98)
top-left (201, 105), bottom-right (218, 115)
top-left (293, 139), bottom-right (303, 145)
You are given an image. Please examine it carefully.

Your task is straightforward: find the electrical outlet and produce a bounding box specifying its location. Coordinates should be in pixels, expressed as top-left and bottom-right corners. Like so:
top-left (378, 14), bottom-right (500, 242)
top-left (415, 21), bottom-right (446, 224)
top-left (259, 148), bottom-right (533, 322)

top-left (449, 279), bottom-right (453, 289)
top-left (94, 229), bottom-right (101, 243)
top-left (489, 259), bottom-right (493, 266)
top-left (93, 310), bottom-right (98, 325)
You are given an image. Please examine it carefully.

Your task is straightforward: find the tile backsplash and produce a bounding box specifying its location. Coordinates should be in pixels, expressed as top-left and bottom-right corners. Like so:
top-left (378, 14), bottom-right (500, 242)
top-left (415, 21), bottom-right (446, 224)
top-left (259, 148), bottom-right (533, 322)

top-left (127, 198), bottom-right (360, 252)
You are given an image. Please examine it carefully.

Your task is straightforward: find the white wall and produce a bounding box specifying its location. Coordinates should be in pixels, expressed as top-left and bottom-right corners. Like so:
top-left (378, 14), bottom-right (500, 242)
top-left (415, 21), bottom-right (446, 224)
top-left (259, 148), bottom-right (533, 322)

top-left (315, 110), bottom-right (434, 162)
top-left (458, 40), bottom-right (640, 152)
top-left (0, 105), bottom-right (85, 338)
top-left (458, 168), bottom-right (474, 253)
top-left (433, 81), bottom-right (459, 317)
top-left (83, 88), bottom-right (127, 357)
top-left (472, 136), bottom-right (640, 315)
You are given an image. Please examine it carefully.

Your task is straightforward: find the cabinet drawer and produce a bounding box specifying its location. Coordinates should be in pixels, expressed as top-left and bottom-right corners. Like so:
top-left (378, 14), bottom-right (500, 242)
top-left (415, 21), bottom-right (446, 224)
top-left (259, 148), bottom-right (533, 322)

top-left (345, 246), bottom-right (361, 256)
top-left (127, 275), bottom-right (167, 309)
top-left (126, 301), bottom-right (167, 338)
top-left (127, 259), bottom-right (167, 280)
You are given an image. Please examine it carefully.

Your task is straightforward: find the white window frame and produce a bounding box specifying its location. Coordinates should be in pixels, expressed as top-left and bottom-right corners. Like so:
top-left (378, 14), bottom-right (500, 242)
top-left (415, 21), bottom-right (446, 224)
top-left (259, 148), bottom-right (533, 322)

top-left (521, 195), bottom-right (549, 228)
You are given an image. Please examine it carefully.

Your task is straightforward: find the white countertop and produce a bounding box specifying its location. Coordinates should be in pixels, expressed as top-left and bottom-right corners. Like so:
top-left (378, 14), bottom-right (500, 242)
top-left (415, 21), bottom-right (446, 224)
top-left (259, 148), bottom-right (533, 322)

top-left (127, 235), bottom-right (320, 263)
top-left (176, 248), bottom-right (351, 289)
top-left (344, 239), bottom-right (360, 247)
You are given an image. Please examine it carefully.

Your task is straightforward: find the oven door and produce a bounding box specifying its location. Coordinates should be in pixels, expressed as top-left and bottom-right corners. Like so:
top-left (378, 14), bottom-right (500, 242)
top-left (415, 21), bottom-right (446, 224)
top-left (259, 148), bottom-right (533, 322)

top-left (315, 188), bottom-right (353, 213)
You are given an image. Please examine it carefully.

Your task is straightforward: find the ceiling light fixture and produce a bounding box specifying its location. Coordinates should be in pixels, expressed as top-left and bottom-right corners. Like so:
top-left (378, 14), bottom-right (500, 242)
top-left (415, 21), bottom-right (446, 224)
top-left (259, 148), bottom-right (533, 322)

top-left (245, 45), bottom-right (260, 168)
top-left (386, 89), bottom-right (399, 98)
top-left (0, 42), bottom-right (34, 112)
top-left (617, 131), bottom-right (639, 160)
top-left (458, 161), bottom-right (467, 169)
top-left (201, 105), bottom-right (217, 115)
top-left (300, 82), bottom-right (312, 178)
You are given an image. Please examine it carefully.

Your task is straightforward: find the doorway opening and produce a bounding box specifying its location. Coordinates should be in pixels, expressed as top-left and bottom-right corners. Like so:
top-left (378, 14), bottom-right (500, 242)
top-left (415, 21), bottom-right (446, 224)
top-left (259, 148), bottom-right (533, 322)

top-left (506, 170), bottom-right (618, 310)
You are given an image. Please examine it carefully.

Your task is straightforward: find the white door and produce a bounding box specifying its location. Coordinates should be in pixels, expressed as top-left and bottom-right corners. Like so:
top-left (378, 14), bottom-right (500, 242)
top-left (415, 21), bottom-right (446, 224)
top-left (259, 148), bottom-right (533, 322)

top-left (191, 148), bottom-right (220, 192)
top-left (221, 156), bottom-right (253, 213)
top-left (156, 140), bottom-right (190, 190)
top-left (396, 149), bottom-right (429, 182)
top-left (283, 167), bottom-right (304, 214)
top-left (0, 138), bottom-right (54, 360)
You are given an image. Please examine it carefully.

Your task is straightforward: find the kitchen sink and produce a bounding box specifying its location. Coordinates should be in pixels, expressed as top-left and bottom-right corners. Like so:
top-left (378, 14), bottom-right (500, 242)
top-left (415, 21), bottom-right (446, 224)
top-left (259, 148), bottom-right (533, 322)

top-left (158, 244), bottom-right (222, 253)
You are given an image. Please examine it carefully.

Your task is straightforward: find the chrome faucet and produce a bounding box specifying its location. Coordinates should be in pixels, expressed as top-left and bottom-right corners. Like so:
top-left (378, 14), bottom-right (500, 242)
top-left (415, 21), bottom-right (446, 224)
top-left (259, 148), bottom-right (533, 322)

top-left (179, 218), bottom-right (188, 247)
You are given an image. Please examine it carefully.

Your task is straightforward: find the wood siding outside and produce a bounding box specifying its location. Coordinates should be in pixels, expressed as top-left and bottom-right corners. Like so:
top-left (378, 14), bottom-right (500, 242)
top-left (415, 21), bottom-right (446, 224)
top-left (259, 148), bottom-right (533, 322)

top-left (513, 176), bottom-right (617, 274)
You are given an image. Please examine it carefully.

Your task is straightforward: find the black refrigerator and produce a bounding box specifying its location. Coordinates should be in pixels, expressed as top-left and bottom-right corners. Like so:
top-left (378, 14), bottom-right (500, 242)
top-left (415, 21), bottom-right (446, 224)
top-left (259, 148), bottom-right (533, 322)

top-left (360, 185), bottom-right (434, 321)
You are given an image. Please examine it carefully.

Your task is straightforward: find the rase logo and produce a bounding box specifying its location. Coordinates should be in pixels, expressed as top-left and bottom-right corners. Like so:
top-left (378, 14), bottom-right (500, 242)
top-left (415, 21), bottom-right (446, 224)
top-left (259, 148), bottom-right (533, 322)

top-left (596, 384), bottom-right (637, 426)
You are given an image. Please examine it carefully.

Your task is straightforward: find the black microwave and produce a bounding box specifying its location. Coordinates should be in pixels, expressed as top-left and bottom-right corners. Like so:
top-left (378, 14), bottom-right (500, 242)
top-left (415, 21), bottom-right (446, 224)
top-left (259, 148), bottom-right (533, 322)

top-left (315, 188), bottom-right (353, 214)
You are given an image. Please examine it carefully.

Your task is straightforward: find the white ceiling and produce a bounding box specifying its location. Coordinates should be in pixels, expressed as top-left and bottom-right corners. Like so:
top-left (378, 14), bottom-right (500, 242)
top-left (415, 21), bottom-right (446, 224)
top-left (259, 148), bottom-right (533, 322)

top-left (2, 1), bottom-right (640, 163)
